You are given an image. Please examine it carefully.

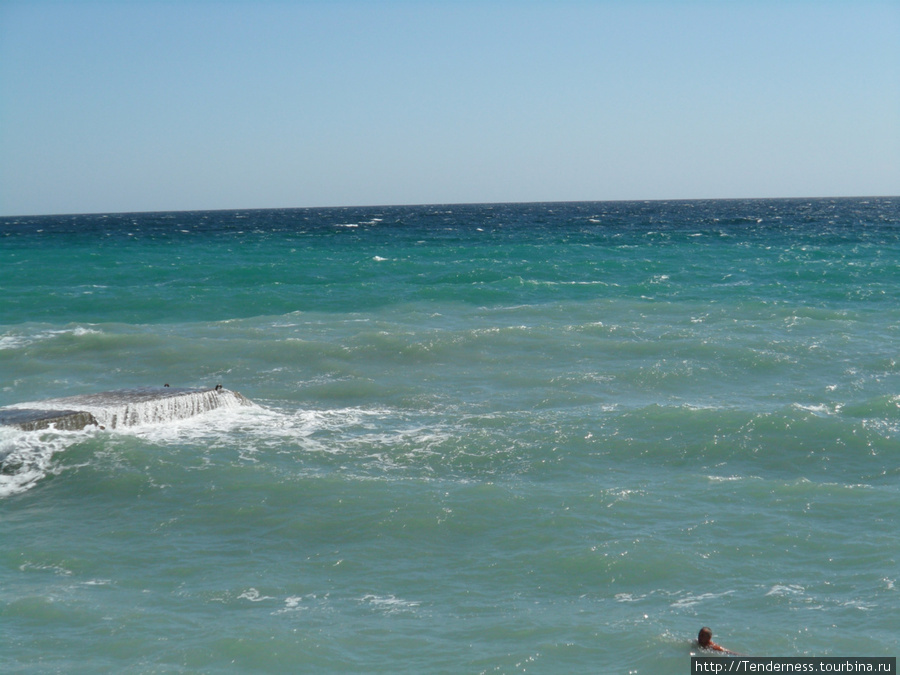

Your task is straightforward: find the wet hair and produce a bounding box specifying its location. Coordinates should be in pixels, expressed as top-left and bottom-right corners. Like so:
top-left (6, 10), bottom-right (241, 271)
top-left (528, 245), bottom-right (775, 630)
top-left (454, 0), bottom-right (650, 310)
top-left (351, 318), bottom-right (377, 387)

top-left (698, 627), bottom-right (713, 645)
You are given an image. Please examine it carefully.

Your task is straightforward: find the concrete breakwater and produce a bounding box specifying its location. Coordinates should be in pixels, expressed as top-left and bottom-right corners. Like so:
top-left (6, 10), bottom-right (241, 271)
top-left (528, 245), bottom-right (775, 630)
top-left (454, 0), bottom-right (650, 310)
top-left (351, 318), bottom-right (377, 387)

top-left (0, 386), bottom-right (251, 431)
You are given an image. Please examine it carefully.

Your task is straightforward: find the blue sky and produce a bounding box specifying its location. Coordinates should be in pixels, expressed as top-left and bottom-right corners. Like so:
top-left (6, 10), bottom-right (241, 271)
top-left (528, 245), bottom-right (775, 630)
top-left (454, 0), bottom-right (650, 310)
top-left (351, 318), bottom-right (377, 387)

top-left (1, 0), bottom-right (898, 216)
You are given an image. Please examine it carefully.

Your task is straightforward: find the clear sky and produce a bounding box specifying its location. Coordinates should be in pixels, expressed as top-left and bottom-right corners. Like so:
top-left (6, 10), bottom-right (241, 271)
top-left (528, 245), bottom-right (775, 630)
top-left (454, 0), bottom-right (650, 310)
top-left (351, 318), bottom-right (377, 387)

top-left (1, 0), bottom-right (898, 216)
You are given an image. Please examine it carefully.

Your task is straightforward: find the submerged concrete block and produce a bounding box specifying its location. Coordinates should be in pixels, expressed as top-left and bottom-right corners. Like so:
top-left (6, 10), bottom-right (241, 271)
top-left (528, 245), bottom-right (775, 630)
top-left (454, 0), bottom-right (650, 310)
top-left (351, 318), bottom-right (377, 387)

top-left (0, 408), bottom-right (99, 431)
top-left (0, 386), bottom-right (251, 430)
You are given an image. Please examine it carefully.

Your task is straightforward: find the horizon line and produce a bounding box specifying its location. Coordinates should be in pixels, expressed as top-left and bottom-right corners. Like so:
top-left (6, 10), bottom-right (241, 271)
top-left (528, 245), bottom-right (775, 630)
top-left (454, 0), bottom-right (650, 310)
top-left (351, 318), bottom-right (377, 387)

top-left (1, 194), bottom-right (896, 219)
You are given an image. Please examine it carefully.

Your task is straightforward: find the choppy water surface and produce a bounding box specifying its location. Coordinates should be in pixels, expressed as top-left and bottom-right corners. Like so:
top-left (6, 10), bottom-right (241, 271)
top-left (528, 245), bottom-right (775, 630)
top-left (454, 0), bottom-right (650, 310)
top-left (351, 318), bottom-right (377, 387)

top-left (1, 199), bottom-right (898, 673)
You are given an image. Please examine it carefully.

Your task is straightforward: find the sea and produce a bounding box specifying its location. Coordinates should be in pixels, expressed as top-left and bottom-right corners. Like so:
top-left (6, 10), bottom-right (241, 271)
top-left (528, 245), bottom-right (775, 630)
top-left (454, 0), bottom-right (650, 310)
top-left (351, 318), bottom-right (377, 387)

top-left (1, 198), bottom-right (898, 674)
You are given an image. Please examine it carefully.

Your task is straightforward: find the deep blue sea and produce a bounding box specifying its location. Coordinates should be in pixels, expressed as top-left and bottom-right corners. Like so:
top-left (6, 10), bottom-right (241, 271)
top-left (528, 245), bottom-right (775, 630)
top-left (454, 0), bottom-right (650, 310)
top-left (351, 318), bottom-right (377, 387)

top-left (1, 199), bottom-right (898, 673)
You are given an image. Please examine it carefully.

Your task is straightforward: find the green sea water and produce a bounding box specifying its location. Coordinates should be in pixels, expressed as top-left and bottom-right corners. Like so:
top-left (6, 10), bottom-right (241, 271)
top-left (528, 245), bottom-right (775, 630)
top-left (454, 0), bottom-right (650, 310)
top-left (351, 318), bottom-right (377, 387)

top-left (1, 199), bottom-right (898, 673)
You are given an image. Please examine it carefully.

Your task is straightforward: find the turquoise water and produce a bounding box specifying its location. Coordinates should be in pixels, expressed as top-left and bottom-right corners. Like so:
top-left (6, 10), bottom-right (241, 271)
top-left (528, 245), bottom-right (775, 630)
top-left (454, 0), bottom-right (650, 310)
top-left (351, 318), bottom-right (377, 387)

top-left (1, 199), bottom-right (898, 673)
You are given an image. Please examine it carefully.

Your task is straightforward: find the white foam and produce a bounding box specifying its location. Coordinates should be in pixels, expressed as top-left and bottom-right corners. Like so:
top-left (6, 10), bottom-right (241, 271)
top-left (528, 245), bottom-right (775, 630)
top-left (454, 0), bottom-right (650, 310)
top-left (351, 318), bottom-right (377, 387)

top-left (358, 594), bottom-right (422, 614)
top-left (1, 393), bottom-right (450, 496)
top-left (271, 593), bottom-right (329, 615)
top-left (792, 402), bottom-right (841, 417)
top-left (0, 426), bottom-right (90, 498)
top-left (0, 335), bottom-right (29, 350)
top-left (276, 596), bottom-right (306, 613)
top-left (766, 584), bottom-right (805, 597)
top-left (1, 389), bottom-right (256, 497)
top-left (18, 561), bottom-right (74, 576)
top-left (670, 590), bottom-right (733, 608)
top-left (0, 326), bottom-right (101, 351)
top-left (238, 588), bottom-right (276, 602)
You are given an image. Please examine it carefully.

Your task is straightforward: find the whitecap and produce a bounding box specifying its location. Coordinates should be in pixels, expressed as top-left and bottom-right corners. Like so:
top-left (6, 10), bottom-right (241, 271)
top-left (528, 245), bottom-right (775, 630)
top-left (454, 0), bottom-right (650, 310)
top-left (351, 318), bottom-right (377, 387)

top-left (0, 325), bottom-right (101, 351)
top-left (238, 588), bottom-right (275, 602)
top-left (792, 402), bottom-right (841, 417)
top-left (0, 426), bottom-right (90, 498)
top-left (18, 561), bottom-right (73, 576)
top-left (272, 594), bottom-right (324, 615)
top-left (670, 591), bottom-right (733, 608)
top-left (358, 594), bottom-right (421, 614)
top-left (766, 584), bottom-right (806, 597)
top-left (280, 596), bottom-right (304, 611)
top-left (0, 335), bottom-right (29, 351)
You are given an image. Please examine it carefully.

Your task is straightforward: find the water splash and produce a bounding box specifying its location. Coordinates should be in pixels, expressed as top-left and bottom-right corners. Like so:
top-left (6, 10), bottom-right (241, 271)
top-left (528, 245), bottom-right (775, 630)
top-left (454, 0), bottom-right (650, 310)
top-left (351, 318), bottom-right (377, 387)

top-left (3, 387), bottom-right (251, 430)
top-left (0, 387), bottom-right (253, 497)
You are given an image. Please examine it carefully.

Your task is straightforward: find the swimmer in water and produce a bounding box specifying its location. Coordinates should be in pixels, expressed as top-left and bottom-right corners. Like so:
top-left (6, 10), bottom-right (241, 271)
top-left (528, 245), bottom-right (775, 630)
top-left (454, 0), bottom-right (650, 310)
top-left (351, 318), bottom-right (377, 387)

top-left (696, 627), bottom-right (739, 655)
